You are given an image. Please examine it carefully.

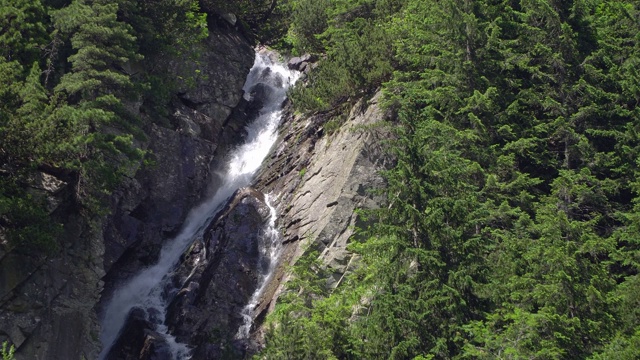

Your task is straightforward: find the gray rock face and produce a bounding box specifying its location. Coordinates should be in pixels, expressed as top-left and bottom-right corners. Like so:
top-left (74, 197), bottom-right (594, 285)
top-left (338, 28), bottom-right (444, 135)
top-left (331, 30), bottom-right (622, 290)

top-left (99, 186), bottom-right (273, 359)
top-left (99, 84), bottom-right (390, 360)
top-left (0, 205), bottom-right (105, 360)
top-left (168, 24), bottom-right (253, 147)
top-left (99, 19), bottom-right (255, 309)
top-left (102, 125), bottom-right (215, 276)
top-left (249, 91), bottom-right (391, 341)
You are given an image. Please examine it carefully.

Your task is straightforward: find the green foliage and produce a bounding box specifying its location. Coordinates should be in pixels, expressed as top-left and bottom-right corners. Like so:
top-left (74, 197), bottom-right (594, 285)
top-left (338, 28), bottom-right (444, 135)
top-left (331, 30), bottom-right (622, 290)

top-left (1, 342), bottom-right (14, 360)
top-left (290, 60), bottom-right (351, 112)
top-left (0, 0), bottom-right (48, 65)
top-left (0, 188), bottom-right (62, 254)
top-left (0, 0), bottom-right (207, 252)
top-left (322, 117), bottom-right (343, 135)
top-left (116, 0), bottom-right (210, 119)
top-left (259, 249), bottom-right (357, 359)
top-left (289, 0), bottom-right (397, 112)
top-left (4, 63), bottom-right (78, 168)
top-left (590, 330), bottom-right (640, 360)
top-left (48, 0), bottom-right (147, 207)
top-left (261, 0), bottom-right (640, 359)
top-left (119, 0), bottom-right (208, 57)
top-left (290, 0), bottom-right (330, 53)
top-left (52, 0), bottom-right (141, 100)
top-left (201, 0), bottom-right (291, 46)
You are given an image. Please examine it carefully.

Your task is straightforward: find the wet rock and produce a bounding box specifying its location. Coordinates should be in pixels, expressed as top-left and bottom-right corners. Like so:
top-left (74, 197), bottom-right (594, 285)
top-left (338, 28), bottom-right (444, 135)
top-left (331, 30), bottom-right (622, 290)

top-left (164, 187), bottom-right (273, 358)
top-left (190, 342), bottom-right (246, 360)
top-left (98, 19), bottom-right (255, 332)
top-left (0, 253), bottom-right (39, 301)
top-left (256, 67), bottom-right (285, 88)
top-left (139, 333), bottom-right (172, 360)
top-left (247, 83), bottom-right (273, 111)
top-left (104, 307), bottom-right (172, 360)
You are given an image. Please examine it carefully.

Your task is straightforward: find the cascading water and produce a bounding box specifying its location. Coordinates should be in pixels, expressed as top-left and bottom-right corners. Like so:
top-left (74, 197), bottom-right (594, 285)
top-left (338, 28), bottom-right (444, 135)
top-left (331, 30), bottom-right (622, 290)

top-left (235, 195), bottom-right (281, 341)
top-left (99, 50), bottom-right (299, 359)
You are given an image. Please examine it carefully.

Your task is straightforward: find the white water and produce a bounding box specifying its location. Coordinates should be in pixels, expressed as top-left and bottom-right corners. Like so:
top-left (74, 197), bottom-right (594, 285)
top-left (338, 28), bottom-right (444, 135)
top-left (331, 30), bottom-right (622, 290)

top-left (235, 195), bottom-right (282, 340)
top-left (99, 51), bottom-right (298, 360)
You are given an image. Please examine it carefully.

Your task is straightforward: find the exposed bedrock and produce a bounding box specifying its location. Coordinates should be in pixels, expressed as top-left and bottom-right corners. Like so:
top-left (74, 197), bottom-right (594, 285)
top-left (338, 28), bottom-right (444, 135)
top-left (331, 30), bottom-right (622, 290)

top-left (111, 93), bottom-right (393, 359)
top-left (101, 17), bottom-right (254, 286)
top-left (99, 78), bottom-right (391, 359)
top-left (98, 20), bottom-right (256, 359)
top-left (165, 187), bottom-right (271, 359)
top-left (248, 90), bottom-right (392, 344)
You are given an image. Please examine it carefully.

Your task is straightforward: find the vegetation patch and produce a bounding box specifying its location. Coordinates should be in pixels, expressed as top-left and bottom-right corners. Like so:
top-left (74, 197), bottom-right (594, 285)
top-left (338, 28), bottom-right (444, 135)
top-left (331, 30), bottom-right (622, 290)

top-left (0, 0), bottom-right (208, 253)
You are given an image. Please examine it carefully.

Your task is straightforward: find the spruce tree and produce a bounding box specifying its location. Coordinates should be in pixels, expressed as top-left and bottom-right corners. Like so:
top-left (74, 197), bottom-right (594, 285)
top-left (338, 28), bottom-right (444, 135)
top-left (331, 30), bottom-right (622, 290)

top-left (51, 0), bottom-right (144, 203)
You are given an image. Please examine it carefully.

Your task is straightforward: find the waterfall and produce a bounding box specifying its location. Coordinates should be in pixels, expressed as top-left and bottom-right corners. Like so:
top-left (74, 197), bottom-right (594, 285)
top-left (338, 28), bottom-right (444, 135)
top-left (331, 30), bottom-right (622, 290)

top-left (235, 195), bottom-right (281, 340)
top-left (99, 50), bottom-right (298, 360)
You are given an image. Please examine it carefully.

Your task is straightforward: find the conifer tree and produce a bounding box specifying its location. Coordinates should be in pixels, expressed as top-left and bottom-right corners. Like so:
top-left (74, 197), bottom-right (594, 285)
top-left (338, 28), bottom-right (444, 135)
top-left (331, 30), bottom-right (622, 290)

top-left (261, 1), bottom-right (640, 359)
top-left (0, 0), bottom-right (48, 65)
top-left (51, 0), bottom-right (144, 203)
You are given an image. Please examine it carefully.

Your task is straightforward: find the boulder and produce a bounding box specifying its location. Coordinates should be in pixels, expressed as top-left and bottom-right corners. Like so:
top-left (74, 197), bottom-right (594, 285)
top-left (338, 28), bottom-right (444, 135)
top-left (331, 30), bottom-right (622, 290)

top-left (287, 54), bottom-right (318, 71)
top-left (104, 307), bottom-right (172, 360)
top-left (220, 13), bottom-right (237, 26)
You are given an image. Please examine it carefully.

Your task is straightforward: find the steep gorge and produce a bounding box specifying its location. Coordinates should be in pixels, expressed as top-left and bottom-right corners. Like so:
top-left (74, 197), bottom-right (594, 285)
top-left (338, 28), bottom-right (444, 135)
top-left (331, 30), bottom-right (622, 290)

top-left (98, 51), bottom-right (392, 360)
top-left (0, 10), bottom-right (389, 360)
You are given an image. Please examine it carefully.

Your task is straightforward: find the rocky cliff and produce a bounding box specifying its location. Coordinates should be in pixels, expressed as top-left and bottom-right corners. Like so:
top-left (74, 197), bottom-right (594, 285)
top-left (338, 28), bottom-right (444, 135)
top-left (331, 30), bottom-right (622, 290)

top-left (99, 16), bottom-right (254, 300)
top-left (250, 90), bottom-right (391, 334)
top-left (103, 87), bottom-right (392, 360)
top-left (0, 13), bottom-right (391, 359)
top-left (0, 15), bottom-right (254, 360)
top-left (158, 91), bottom-right (391, 358)
top-left (98, 48), bottom-right (295, 359)
top-left (164, 187), bottom-right (273, 359)
top-left (105, 188), bottom-right (274, 360)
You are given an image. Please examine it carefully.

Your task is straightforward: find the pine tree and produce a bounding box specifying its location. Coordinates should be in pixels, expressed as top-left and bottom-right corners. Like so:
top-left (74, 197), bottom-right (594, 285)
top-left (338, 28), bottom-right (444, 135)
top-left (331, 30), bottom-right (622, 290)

top-left (51, 0), bottom-right (144, 203)
top-left (0, 0), bottom-right (48, 65)
top-left (260, 1), bottom-right (640, 358)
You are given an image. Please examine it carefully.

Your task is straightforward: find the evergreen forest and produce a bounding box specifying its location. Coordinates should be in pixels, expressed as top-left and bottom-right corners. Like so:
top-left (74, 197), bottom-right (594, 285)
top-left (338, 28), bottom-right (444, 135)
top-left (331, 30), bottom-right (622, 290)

top-left (259, 0), bottom-right (640, 359)
top-left (1, 0), bottom-right (639, 359)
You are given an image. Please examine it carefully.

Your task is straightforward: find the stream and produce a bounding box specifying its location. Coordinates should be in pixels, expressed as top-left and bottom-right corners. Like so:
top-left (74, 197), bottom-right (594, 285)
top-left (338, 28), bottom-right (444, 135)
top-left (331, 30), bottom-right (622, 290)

top-left (99, 50), bottom-right (299, 359)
